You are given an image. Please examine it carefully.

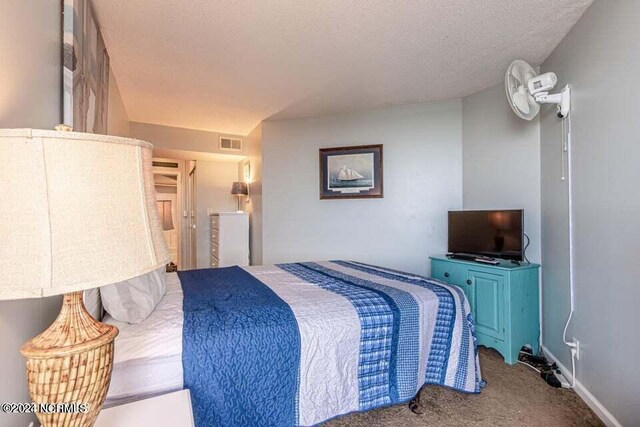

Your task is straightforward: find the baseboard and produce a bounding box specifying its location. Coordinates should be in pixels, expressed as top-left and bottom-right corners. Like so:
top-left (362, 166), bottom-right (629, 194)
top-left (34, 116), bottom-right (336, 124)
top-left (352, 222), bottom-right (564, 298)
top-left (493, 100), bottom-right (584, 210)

top-left (541, 345), bottom-right (622, 427)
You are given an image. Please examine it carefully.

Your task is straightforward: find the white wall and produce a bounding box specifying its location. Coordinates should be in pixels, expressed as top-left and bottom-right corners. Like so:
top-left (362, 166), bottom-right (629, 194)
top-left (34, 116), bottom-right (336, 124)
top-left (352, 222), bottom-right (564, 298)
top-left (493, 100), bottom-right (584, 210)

top-left (261, 100), bottom-right (462, 275)
top-left (540, 2), bottom-right (640, 425)
top-left (196, 161), bottom-right (239, 269)
top-left (462, 83), bottom-right (541, 263)
top-left (0, 1), bottom-right (64, 426)
top-left (107, 70), bottom-right (130, 136)
top-left (239, 124), bottom-right (263, 265)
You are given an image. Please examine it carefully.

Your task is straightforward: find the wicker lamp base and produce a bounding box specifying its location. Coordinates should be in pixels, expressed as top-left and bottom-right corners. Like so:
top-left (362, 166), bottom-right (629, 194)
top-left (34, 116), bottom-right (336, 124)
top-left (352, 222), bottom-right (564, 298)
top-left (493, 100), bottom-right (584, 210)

top-left (20, 292), bottom-right (119, 427)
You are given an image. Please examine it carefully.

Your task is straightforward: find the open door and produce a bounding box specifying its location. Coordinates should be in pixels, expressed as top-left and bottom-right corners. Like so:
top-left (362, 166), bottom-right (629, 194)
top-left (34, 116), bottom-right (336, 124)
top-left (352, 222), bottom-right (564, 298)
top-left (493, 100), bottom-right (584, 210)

top-left (155, 177), bottom-right (179, 266)
top-left (185, 161), bottom-right (198, 269)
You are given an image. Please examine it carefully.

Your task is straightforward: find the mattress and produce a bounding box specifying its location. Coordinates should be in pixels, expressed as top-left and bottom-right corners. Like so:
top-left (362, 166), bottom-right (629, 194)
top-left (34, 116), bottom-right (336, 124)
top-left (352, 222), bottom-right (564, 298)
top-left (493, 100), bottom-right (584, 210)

top-left (104, 272), bottom-right (184, 407)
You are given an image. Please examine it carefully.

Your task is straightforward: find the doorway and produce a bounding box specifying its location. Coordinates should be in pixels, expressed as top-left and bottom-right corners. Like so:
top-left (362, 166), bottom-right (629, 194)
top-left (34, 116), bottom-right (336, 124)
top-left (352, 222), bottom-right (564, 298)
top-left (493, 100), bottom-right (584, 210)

top-left (152, 157), bottom-right (198, 270)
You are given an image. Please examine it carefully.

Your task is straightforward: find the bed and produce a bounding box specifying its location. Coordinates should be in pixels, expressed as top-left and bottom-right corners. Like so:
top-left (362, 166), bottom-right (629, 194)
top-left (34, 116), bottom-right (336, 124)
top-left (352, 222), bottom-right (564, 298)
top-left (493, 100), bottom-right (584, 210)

top-left (105, 261), bottom-right (483, 426)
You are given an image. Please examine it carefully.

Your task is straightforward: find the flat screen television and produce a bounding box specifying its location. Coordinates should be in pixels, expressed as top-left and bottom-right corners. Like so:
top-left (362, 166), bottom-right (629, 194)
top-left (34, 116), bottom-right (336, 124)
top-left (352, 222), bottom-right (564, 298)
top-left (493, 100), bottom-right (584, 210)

top-left (448, 209), bottom-right (524, 261)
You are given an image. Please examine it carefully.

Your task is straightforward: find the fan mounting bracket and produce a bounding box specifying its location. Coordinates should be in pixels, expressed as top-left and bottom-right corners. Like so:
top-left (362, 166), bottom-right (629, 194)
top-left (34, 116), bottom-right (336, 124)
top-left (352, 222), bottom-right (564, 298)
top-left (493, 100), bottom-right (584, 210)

top-left (534, 85), bottom-right (571, 118)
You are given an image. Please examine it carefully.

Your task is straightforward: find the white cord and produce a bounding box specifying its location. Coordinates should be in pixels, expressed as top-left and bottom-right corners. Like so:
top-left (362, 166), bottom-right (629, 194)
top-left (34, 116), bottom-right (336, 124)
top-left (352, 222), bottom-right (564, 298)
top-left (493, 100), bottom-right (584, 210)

top-left (566, 103), bottom-right (576, 312)
top-left (518, 360), bottom-right (541, 373)
top-left (561, 90), bottom-right (576, 389)
top-left (562, 310), bottom-right (574, 346)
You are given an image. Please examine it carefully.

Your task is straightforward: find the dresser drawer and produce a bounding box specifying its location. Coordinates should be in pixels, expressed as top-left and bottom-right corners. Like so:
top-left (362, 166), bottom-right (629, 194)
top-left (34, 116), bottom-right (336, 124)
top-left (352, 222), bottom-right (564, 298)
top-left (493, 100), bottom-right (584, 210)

top-left (431, 259), bottom-right (467, 287)
top-left (211, 257), bottom-right (219, 268)
top-left (211, 228), bottom-right (219, 243)
top-left (210, 216), bottom-right (220, 230)
top-left (211, 242), bottom-right (219, 260)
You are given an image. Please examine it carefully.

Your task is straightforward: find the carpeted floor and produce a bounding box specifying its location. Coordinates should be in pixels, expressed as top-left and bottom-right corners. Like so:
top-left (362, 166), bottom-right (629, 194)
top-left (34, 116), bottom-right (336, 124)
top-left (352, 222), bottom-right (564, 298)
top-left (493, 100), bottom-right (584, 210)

top-left (325, 347), bottom-right (604, 426)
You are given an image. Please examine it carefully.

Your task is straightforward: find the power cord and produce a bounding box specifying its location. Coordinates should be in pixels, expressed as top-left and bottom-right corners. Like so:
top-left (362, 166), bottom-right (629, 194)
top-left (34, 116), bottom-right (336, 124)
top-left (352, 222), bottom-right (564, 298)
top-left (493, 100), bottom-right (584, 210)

top-left (522, 233), bottom-right (531, 264)
top-left (562, 311), bottom-right (577, 388)
top-left (517, 360), bottom-right (541, 373)
top-left (561, 106), bottom-right (577, 389)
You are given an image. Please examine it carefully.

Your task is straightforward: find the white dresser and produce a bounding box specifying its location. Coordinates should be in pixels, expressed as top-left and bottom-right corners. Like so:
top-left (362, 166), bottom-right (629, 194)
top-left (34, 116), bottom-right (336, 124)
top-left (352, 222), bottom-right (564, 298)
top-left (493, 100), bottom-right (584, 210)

top-left (210, 212), bottom-right (249, 267)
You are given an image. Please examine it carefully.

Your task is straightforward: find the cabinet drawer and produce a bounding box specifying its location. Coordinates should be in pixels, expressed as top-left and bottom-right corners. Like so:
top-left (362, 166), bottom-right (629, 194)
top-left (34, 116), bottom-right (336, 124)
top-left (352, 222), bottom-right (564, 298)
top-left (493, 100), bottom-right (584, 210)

top-left (210, 216), bottom-right (220, 230)
top-left (431, 259), bottom-right (467, 287)
top-left (211, 228), bottom-right (219, 243)
top-left (211, 256), bottom-right (219, 268)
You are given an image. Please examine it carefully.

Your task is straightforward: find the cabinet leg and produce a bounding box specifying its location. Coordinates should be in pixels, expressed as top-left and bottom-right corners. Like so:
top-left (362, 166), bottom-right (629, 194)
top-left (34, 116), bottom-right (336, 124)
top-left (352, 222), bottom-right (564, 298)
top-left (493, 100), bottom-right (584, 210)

top-left (504, 351), bottom-right (518, 365)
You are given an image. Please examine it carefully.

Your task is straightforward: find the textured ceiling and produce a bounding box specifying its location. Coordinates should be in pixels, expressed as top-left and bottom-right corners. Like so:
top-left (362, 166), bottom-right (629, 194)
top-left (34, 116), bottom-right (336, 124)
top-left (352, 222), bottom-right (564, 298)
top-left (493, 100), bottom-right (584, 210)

top-left (93, 0), bottom-right (592, 135)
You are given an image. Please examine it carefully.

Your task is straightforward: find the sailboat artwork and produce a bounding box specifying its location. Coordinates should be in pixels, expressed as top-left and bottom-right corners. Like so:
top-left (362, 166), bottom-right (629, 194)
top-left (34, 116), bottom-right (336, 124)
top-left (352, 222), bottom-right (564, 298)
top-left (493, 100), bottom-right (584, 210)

top-left (327, 153), bottom-right (375, 192)
top-left (337, 165), bottom-right (364, 181)
top-left (320, 144), bottom-right (383, 199)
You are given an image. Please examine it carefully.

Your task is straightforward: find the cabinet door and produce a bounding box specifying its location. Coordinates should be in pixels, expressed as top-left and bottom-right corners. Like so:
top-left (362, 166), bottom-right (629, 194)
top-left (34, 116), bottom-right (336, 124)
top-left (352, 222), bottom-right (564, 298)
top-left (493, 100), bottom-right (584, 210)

top-left (468, 270), bottom-right (505, 341)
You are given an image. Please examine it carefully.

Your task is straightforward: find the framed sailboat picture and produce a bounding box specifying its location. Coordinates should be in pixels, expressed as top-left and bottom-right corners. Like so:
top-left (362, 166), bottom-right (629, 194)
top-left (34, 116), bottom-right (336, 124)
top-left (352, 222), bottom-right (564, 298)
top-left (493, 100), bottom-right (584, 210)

top-left (319, 145), bottom-right (383, 199)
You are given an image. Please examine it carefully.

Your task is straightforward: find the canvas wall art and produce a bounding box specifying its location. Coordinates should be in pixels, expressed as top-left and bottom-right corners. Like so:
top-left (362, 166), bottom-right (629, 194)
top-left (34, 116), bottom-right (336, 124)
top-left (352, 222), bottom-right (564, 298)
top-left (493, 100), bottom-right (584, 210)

top-left (63, 0), bottom-right (110, 133)
top-left (319, 145), bottom-right (383, 199)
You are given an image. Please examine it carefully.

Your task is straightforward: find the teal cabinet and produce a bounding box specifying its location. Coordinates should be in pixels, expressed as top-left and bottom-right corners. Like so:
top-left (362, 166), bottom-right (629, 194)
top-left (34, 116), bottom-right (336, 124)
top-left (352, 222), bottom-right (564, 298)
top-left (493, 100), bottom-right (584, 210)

top-left (430, 256), bottom-right (540, 365)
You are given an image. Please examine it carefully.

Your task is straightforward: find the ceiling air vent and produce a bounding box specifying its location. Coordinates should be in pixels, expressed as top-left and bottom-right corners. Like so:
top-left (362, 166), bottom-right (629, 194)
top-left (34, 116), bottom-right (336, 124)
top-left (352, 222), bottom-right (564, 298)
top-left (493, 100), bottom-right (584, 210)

top-left (220, 137), bottom-right (242, 151)
top-left (152, 161), bottom-right (179, 168)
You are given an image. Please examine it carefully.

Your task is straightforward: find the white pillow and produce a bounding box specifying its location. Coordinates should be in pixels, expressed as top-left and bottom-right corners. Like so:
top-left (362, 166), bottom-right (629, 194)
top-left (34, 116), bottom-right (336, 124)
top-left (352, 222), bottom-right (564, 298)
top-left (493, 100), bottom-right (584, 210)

top-left (100, 267), bottom-right (167, 324)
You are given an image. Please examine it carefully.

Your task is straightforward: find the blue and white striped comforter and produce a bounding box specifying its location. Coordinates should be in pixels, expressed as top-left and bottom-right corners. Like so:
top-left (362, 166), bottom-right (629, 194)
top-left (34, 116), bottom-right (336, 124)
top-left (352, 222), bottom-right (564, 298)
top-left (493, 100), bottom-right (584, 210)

top-left (178, 261), bottom-right (483, 427)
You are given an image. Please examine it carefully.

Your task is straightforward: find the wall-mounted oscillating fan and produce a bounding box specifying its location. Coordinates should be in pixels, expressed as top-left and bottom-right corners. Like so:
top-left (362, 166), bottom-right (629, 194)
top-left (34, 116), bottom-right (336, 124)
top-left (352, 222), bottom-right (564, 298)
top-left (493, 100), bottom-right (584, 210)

top-left (506, 61), bottom-right (577, 389)
top-left (505, 60), bottom-right (570, 120)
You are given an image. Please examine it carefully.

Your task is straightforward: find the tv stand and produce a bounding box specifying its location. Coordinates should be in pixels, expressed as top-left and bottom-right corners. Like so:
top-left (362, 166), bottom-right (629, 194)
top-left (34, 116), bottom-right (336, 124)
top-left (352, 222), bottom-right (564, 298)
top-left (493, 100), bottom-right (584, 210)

top-left (431, 255), bottom-right (540, 364)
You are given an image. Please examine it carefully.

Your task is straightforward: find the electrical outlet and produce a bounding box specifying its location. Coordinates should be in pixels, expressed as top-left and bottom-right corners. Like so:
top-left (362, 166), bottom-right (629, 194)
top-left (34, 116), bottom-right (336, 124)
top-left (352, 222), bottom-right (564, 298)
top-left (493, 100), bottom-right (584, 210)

top-left (573, 337), bottom-right (580, 360)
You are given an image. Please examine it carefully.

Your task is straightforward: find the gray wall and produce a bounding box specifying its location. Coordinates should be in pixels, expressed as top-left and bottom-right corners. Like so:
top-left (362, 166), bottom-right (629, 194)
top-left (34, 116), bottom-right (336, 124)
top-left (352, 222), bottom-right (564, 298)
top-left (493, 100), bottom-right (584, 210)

top-left (130, 122), bottom-right (247, 156)
top-left (0, 1), bottom-right (64, 426)
top-left (261, 100), bottom-right (463, 275)
top-left (462, 83), bottom-right (541, 263)
top-left (541, 1), bottom-right (640, 425)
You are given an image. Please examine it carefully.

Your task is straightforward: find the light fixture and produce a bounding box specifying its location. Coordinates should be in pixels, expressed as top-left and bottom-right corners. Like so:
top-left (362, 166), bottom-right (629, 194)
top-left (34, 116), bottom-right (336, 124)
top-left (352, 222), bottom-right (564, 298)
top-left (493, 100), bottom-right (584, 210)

top-left (231, 181), bottom-right (249, 213)
top-left (0, 129), bottom-right (170, 426)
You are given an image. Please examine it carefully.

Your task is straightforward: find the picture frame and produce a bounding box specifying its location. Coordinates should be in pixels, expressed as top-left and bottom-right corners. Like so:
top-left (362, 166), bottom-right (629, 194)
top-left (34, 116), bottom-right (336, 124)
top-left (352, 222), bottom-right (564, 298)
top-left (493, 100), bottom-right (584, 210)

top-left (62, 0), bottom-right (110, 133)
top-left (319, 144), bottom-right (383, 199)
top-left (243, 161), bottom-right (251, 183)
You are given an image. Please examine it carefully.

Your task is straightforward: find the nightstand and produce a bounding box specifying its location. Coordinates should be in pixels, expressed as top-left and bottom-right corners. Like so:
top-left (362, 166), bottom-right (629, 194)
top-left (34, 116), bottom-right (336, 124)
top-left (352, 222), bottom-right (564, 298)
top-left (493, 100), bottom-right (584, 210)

top-left (95, 390), bottom-right (194, 427)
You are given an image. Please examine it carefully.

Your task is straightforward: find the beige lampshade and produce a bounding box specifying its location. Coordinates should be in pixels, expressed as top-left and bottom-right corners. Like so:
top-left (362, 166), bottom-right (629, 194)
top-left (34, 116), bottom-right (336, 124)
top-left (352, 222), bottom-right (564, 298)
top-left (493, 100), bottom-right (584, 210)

top-left (0, 129), bottom-right (170, 300)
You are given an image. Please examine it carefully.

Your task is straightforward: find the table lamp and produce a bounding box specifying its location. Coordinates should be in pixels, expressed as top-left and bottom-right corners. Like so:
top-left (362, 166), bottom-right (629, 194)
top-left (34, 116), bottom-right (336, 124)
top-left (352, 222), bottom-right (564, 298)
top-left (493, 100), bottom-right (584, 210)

top-left (231, 181), bottom-right (249, 212)
top-left (0, 129), bottom-right (170, 426)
